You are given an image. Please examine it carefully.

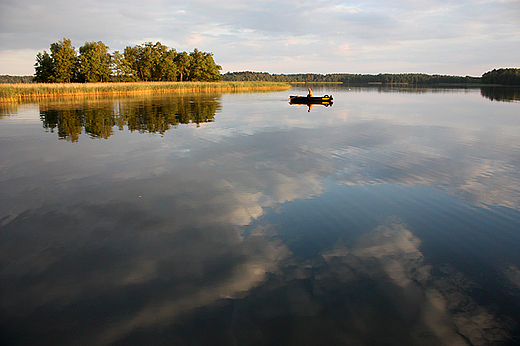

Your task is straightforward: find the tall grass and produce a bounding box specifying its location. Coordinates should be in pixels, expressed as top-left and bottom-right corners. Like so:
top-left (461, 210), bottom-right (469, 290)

top-left (0, 81), bottom-right (290, 101)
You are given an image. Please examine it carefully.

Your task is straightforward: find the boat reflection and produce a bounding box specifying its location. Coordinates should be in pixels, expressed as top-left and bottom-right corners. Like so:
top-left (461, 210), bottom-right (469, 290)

top-left (289, 95), bottom-right (334, 112)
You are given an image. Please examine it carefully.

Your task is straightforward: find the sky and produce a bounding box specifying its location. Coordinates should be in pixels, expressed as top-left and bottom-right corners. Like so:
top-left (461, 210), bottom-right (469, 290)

top-left (0, 0), bottom-right (519, 76)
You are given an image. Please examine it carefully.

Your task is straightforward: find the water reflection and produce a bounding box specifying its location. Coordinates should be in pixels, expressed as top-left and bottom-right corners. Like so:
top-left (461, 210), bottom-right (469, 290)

top-left (0, 182), bottom-right (500, 344)
top-left (1, 202), bottom-right (290, 345)
top-left (289, 101), bottom-right (333, 113)
top-left (480, 86), bottom-right (520, 102)
top-left (1, 87), bottom-right (520, 345)
top-left (319, 221), bottom-right (511, 345)
top-left (38, 94), bottom-right (222, 141)
top-left (306, 83), bottom-right (520, 102)
top-left (3, 209), bottom-right (512, 345)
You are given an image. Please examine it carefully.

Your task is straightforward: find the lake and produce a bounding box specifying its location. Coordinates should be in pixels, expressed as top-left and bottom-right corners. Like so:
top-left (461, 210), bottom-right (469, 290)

top-left (1, 85), bottom-right (520, 345)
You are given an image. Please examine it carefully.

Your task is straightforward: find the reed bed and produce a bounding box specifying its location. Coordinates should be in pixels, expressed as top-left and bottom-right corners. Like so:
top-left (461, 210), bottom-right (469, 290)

top-left (0, 81), bottom-right (290, 101)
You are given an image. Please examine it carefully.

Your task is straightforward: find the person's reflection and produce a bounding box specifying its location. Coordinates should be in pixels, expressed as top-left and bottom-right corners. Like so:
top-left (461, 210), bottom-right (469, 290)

top-left (308, 103), bottom-right (313, 112)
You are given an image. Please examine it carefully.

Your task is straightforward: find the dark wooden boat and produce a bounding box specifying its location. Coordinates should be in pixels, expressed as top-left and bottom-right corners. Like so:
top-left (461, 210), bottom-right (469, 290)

top-left (289, 95), bottom-right (333, 104)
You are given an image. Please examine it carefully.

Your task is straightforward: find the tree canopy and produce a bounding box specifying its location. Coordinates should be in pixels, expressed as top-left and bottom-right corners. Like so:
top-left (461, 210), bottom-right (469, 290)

top-left (50, 38), bottom-right (77, 83)
top-left (78, 41), bottom-right (111, 82)
top-left (35, 38), bottom-right (222, 83)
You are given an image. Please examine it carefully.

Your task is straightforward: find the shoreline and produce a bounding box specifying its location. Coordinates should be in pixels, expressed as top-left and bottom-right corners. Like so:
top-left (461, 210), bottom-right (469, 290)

top-left (0, 81), bottom-right (291, 102)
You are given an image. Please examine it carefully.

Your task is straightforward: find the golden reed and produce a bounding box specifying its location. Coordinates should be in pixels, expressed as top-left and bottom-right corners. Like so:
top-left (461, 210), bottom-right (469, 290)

top-left (0, 81), bottom-right (290, 101)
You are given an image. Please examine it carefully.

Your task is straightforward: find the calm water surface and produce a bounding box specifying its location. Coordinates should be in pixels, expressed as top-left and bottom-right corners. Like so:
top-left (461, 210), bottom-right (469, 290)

top-left (1, 86), bottom-right (520, 345)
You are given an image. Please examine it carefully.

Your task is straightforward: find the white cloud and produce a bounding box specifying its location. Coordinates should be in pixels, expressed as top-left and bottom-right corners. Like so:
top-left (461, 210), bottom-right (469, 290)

top-left (1, 0), bottom-right (519, 75)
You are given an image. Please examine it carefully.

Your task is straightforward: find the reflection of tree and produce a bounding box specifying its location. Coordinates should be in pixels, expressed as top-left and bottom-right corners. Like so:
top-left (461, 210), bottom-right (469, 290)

top-left (39, 94), bottom-right (221, 142)
top-left (40, 108), bottom-right (84, 142)
top-left (0, 103), bottom-right (20, 118)
top-left (83, 108), bottom-right (116, 139)
top-left (123, 95), bottom-right (219, 134)
top-left (480, 87), bottom-right (520, 102)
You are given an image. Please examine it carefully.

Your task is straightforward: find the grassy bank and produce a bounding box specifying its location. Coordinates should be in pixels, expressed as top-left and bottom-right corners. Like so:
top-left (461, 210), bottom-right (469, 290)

top-left (0, 81), bottom-right (290, 101)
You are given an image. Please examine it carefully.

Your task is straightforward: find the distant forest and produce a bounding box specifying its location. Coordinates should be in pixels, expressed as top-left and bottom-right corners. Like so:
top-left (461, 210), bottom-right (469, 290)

top-left (0, 75), bottom-right (34, 83)
top-left (222, 69), bottom-right (520, 86)
top-left (481, 68), bottom-right (520, 86)
top-left (32, 38), bottom-right (222, 83)
top-left (222, 72), bottom-right (480, 85)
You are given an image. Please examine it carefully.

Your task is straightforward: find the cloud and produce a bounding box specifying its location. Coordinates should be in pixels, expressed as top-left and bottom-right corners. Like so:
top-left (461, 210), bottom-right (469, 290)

top-left (1, 0), bottom-right (520, 75)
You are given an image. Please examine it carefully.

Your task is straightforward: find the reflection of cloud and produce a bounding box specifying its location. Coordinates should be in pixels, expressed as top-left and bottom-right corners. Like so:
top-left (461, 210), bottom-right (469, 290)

top-left (94, 233), bottom-right (289, 346)
top-left (189, 220), bottom-right (514, 345)
top-left (503, 264), bottom-right (520, 291)
top-left (0, 199), bottom-right (290, 345)
top-left (289, 121), bottom-right (518, 209)
top-left (321, 221), bottom-right (512, 345)
top-left (323, 222), bottom-right (430, 287)
top-left (193, 104), bottom-right (520, 209)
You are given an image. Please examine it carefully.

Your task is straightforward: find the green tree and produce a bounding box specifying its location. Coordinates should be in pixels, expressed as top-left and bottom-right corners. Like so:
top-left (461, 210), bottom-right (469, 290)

top-left (122, 46), bottom-right (141, 81)
top-left (188, 49), bottom-right (204, 81)
top-left (174, 51), bottom-right (191, 82)
top-left (50, 38), bottom-right (78, 83)
top-left (111, 51), bottom-right (138, 82)
top-left (188, 49), bottom-right (221, 81)
top-left (136, 42), bottom-right (154, 81)
top-left (34, 39), bottom-right (223, 83)
top-left (34, 51), bottom-right (55, 82)
top-left (149, 42), bottom-right (167, 81)
top-left (131, 42), bottom-right (179, 81)
top-left (78, 41), bottom-right (111, 82)
top-left (158, 48), bottom-right (178, 81)
top-left (200, 51), bottom-right (222, 81)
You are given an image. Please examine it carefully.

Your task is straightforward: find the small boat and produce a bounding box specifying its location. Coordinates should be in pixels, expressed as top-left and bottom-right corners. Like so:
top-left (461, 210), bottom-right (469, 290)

top-left (289, 95), bottom-right (333, 105)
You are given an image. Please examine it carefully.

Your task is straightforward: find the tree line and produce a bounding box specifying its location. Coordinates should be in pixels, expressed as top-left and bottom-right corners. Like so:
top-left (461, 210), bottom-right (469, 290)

top-left (0, 75), bottom-right (34, 84)
top-left (34, 38), bottom-right (222, 83)
top-left (222, 71), bottom-right (483, 85)
top-left (222, 69), bottom-right (520, 86)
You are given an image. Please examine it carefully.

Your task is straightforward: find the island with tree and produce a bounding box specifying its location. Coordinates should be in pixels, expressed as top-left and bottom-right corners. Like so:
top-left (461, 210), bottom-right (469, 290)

top-left (34, 38), bottom-right (222, 83)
